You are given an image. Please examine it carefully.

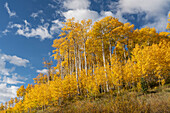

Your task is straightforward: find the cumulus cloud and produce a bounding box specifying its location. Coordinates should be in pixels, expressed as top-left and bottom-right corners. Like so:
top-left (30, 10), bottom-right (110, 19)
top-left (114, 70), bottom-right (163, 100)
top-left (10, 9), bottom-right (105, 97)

top-left (62, 9), bottom-right (124, 24)
top-left (142, 16), bottom-right (169, 31)
top-left (31, 10), bottom-right (43, 18)
top-left (61, 0), bottom-right (126, 23)
top-left (64, 0), bottom-right (90, 10)
top-left (63, 9), bottom-right (99, 21)
top-left (8, 23), bottom-right (22, 29)
top-left (0, 52), bottom-right (28, 103)
top-left (1, 74), bottom-right (24, 85)
top-left (48, 4), bottom-right (58, 8)
top-left (36, 69), bottom-right (48, 74)
top-left (6, 19), bottom-right (53, 40)
top-left (1, 54), bottom-right (29, 67)
top-left (62, 0), bottom-right (100, 21)
top-left (109, 0), bottom-right (170, 31)
top-left (0, 52), bottom-right (30, 76)
top-left (50, 19), bottom-right (63, 35)
top-left (2, 29), bottom-right (9, 35)
top-left (4, 2), bottom-right (16, 17)
top-left (36, 68), bottom-right (59, 74)
top-left (0, 83), bottom-right (19, 103)
top-left (117, 0), bottom-right (169, 15)
top-left (8, 20), bottom-right (53, 40)
top-left (0, 58), bottom-right (14, 76)
top-left (17, 24), bottom-right (52, 40)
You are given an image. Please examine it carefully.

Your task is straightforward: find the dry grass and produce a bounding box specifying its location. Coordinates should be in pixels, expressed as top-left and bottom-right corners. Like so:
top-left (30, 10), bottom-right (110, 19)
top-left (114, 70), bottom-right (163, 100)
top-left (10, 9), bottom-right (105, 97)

top-left (40, 85), bottom-right (170, 113)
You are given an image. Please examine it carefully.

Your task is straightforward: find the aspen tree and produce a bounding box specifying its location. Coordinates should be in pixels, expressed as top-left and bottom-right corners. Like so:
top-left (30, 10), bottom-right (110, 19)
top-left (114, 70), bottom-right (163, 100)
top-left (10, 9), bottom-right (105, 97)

top-left (17, 85), bottom-right (26, 100)
top-left (0, 103), bottom-right (4, 111)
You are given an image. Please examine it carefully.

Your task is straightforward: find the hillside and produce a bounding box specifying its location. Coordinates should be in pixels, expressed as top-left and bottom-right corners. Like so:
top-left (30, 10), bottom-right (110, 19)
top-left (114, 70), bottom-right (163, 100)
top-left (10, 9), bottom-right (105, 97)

top-left (39, 84), bottom-right (170, 113)
top-left (0, 16), bottom-right (170, 113)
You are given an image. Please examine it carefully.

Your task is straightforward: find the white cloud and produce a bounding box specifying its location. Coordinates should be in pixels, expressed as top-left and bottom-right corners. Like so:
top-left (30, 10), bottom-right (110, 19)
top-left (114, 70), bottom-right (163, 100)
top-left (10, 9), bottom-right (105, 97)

top-left (64, 0), bottom-right (90, 10)
top-left (118, 0), bottom-right (170, 15)
top-left (1, 54), bottom-right (29, 67)
top-left (0, 83), bottom-right (19, 103)
top-left (63, 9), bottom-right (99, 21)
top-left (50, 19), bottom-right (63, 35)
top-left (100, 11), bottom-right (114, 17)
top-left (7, 20), bottom-right (53, 40)
top-left (62, 0), bottom-right (101, 22)
top-left (61, 0), bottom-right (126, 23)
top-left (0, 52), bottom-right (30, 76)
top-left (17, 24), bottom-right (52, 40)
top-left (40, 18), bottom-right (45, 23)
top-left (4, 2), bottom-right (16, 17)
top-left (9, 21), bottom-right (52, 40)
top-left (108, 0), bottom-right (170, 31)
top-left (36, 69), bottom-right (48, 74)
top-left (24, 20), bottom-right (31, 27)
top-left (61, 0), bottom-right (107, 22)
top-left (31, 10), bottom-right (43, 18)
top-left (142, 16), bottom-right (168, 31)
top-left (0, 52), bottom-right (28, 103)
top-left (0, 58), bottom-right (13, 76)
top-left (36, 68), bottom-right (59, 74)
top-left (62, 8), bottom-right (125, 24)
top-left (2, 74), bottom-right (24, 85)
top-left (8, 23), bottom-right (22, 29)
top-left (2, 29), bottom-right (9, 35)
top-left (48, 4), bottom-right (58, 8)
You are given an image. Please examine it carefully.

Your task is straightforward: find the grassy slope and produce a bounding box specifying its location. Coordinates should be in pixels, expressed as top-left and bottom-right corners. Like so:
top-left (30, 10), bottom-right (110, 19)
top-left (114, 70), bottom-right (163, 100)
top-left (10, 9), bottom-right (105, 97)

top-left (39, 84), bottom-right (170, 113)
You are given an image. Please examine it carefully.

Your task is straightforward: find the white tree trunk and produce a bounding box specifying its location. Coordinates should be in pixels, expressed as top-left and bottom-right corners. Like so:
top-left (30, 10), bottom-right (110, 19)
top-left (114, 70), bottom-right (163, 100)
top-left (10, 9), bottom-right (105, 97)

top-left (102, 38), bottom-right (109, 92)
top-left (84, 42), bottom-right (87, 75)
top-left (60, 57), bottom-right (64, 80)
top-left (74, 43), bottom-right (79, 94)
top-left (78, 46), bottom-right (81, 75)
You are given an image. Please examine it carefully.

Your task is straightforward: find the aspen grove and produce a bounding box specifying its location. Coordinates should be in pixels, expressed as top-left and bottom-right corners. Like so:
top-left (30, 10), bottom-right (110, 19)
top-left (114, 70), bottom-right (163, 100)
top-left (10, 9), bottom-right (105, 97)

top-left (0, 16), bottom-right (170, 113)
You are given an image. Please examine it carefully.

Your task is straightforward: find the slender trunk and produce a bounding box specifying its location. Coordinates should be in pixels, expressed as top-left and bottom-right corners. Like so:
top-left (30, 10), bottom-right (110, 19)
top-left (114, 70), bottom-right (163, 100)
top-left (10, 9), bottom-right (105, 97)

top-left (109, 40), bottom-right (112, 66)
top-left (127, 38), bottom-right (131, 60)
top-left (115, 42), bottom-right (117, 61)
top-left (123, 44), bottom-right (127, 63)
top-left (109, 40), bottom-right (112, 77)
top-left (102, 38), bottom-right (109, 92)
top-left (60, 57), bottom-right (64, 79)
top-left (89, 62), bottom-right (90, 71)
top-left (114, 42), bottom-right (120, 93)
top-left (92, 61), bottom-right (94, 75)
top-left (68, 47), bottom-right (70, 75)
top-left (74, 43), bottom-right (79, 95)
top-left (72, 58), bottom-right (74, 74)
top-left (70, 58), bottom-right (72, 75)
top-left (78, 46), bottom-right (81, 75)
top-left (84, 41), bottom-right (88, 95)
top-left (49, 67), bottom-right (52, 84)
top-left (84, 42), bottom-right (88, 76)
top-left (42, 105), bottom-right (44, 111)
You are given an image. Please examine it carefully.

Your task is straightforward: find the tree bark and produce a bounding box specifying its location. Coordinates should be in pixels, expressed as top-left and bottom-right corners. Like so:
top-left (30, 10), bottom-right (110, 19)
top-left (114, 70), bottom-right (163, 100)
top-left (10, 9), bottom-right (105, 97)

top-left (78, 46), bottom-right (81, 75)
top-left (60, 57), bottom-right (64, 80)
top-left (84, 42), bottom-right (88, 76)
top-left (68, 47), bottom-right (70, 75)
top-left (74, 43), bottom-right (80, 95)
top-left (102, 38), bottom-right (109, 92)
top-left (123, 44), bottom-right (127, 63)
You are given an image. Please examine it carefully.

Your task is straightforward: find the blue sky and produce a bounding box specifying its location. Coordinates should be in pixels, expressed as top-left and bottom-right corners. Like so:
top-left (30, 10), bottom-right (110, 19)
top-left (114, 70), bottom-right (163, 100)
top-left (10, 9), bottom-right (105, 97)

top-left (0, 0), bottom-right (169, 103)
